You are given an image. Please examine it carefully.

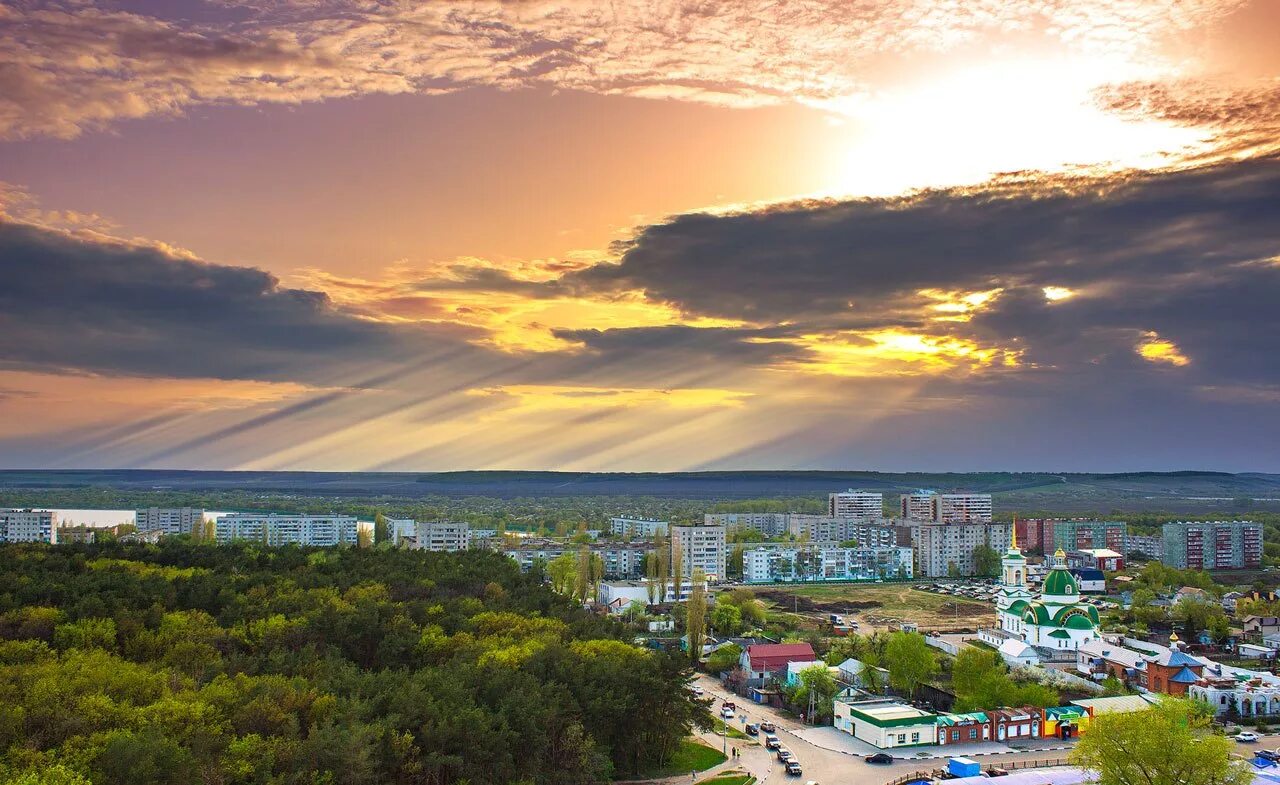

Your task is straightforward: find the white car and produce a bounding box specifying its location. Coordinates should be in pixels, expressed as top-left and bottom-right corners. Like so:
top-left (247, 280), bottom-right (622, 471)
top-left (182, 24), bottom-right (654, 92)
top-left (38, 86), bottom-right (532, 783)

top-left (692, 686), bottom-right (704, 696)
top-left (1236, 731), bottom-right (1261, 743)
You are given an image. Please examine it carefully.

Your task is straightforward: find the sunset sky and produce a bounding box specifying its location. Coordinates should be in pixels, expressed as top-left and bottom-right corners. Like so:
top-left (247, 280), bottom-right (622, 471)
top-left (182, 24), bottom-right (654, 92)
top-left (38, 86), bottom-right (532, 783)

top-left (3, 0), bottom-right (1280, 472)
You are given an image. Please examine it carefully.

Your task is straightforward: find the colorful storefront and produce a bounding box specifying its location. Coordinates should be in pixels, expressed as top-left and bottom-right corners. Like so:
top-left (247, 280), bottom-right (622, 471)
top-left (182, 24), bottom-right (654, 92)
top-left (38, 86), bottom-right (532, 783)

top-left (989, 707), bottom-right (1043, 742)
top-left (936, 712), bottom-right (991, 745)
top-left (1043, 706), bottom-right (1088, 738)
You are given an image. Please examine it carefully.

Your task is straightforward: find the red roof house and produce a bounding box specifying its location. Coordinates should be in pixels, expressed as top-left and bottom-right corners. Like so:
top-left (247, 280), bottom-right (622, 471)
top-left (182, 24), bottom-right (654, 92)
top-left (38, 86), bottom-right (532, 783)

top-left (739, 643), bottom-right (817, 680)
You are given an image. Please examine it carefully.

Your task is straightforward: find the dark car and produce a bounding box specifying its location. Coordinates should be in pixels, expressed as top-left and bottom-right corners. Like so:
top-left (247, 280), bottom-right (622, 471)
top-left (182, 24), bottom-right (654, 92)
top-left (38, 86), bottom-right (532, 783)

top-left (760, 721), bottom-right (776, 732)
top-left (864, 753), bottom-right (894, 765)
top-left (745, 724), bottom-right (760, 736)
top-left (785, 761), bottom-right (803, 776)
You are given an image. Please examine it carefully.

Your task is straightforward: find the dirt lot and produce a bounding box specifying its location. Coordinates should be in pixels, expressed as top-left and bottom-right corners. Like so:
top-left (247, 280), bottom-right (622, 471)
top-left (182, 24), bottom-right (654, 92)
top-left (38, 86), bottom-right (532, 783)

top-left (756, 584), bottom-right (995, 633)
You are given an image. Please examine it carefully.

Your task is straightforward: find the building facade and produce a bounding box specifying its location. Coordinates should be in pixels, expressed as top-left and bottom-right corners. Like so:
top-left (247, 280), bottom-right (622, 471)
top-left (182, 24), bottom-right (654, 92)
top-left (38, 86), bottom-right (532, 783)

top-left (910, 522), bottom-right (1012, 577)
top-left (136, 507), bottom-right (206, 536)
top-left (742, 544), bottom-right (913, 583)
top-left (609, 517), bottom-right (669, 537)
top-left (1124, 534), bottom-right (1164, 561)
top-left (786, 516), bottom-right (898, 546)
top-left (214, 513), bottom-right (360, 547)
top-left (412, 521), bottom-right (470, 552)
top-left (503, 540), bottom-right (651, 579)
top-left (900, 492), bottom-right (992, 523)
top-left (671, 525), bottom-right (727, 580)
top-left (828, 490), bottom-right (883, 519)
top-left (703, 512), bottom-right (789, 537)
top-left (0, 509), bottom-right (57, 543)
top-left (1162, 520), bottom-right (1262, 569)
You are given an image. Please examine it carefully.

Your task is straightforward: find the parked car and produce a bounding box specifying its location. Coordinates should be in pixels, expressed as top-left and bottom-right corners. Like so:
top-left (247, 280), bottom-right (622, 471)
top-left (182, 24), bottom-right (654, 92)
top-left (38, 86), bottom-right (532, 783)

top-left (723, 701), bottom-right (736, 711)
top-left (692, 686), bottom-right (704, 696)
top-left (1258, 750), bottom-right (1280, 762)
top-left (745, 724), bottom-right (760, 736)
top-left (1236, 731), bottom-right (1261, 743)
top-left (864, 753), bottom-right (894, 765)
top-left (760, 721), bottom-right (776, 732)
top-left (785, 760), bottom-right (803, 776)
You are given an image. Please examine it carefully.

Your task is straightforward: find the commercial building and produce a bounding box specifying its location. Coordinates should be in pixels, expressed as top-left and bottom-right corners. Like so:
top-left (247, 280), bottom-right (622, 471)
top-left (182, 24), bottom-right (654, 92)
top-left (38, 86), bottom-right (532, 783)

top-left (834, 698), bottom-right (938, 749)
top-left (1162, 520), bottom-right (1262, 569)
top-left (136, 507), bottom-right (206, 537)
top-left (671, 524), bottom-right (727, 581)
top-left (412, 521), bottom-right (470, 552)
top-left (609, 517), bottom-right (668, 537)
top-left (1124, 534), bottom-right (1163, 561)
top-left (1067, 548), bottom-right (1124, 572)
top-left (742, 544), bottom-right (913, 583)
top-left (214, 513), bottom-right (360, 547)
top-left (0, 509), bottom-right (57, 544)
top-left (828, 490), bottom-right (883, 519)
top-left (907, 522), bottom-right (1012, 577)
top-left (786, 516), bottom-right (898, 546)
top-left (900, 492), bottom-right (992, 523)
top-left (703, 512), bottom-right (789, 537)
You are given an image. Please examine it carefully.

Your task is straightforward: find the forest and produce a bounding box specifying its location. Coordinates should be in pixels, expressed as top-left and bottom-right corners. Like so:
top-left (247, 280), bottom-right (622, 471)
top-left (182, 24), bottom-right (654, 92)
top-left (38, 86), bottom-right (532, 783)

top-left (0, 542), bottom-right (707, 785)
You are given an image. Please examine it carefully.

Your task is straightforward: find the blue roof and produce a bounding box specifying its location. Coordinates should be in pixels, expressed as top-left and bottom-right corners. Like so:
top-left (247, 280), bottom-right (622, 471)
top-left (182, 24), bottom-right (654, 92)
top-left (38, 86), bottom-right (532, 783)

top-left (1170, 666), bottom-right (1200, 684)
top-left (1071, 569), bottom-right (1105, 580)
top-left (1163, 649), bottom-right (1201, 668)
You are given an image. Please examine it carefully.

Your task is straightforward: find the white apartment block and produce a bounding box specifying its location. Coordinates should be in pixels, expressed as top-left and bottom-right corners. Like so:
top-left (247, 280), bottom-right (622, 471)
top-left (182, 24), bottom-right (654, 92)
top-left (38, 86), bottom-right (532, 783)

top-left (743, 544), bottom-right (913, 583)
top-left (909, 522), bottom-right (1011, 577)
top-left (387, 518), bottom-right (417, 546)
top-left (413, 521), bottom-right (470, 552)
top-left (609, 517), bottom-right (669, 537)
top-left (136, 507), bottom-right (206, 536)
top-left (934, 494), bottom-right (993, 523)
top-left (0, 509), bottom-right (57, 544)
top-left (503, 540), bottom-right (651, 579)
top-left (214, 513), bottom-right (360, 547)
top-left (787, 515), bottom-right (898, 546)
top-left (671, 525), bottom-right (727, 581)
top-left (829, 490), bottom-right (884, 520)
top-left (703, 512), bottom-right (789, 537)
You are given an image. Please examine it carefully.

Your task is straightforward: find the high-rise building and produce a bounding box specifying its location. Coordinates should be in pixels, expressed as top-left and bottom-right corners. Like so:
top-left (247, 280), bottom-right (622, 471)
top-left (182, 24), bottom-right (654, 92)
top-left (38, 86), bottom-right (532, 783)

top-left (136, 507), bottom-right (206, 536)
top-left (1162, 521), bottom-right (1262, 570)
top-left (786, 516), bottom-right (897, 547)
top-left (1125, 534), bottom-right (1163, 561)
top-left (214, 514), bottom-right (360, 547)
top-left (900, 492), bottom-right (936, 521)
top-left (386, 518), bottom-right (417, 546)
top-left (412, 521), bottom-right (470, 552)
top-left (1034, 519), bottom-right (1127, 554)
top-left (609, 517), bottom-right (669, 537)
top-left (933, 494), bottom-right (993, 524)
top-left (703, 512), bottom-right (789, 537)
top-left (0, 509), bottom-right (57, 543)
top-left (908, 522), bottom-right (1012, 577)
top-left (671, 525), bottom-right (727, 580)
top-left (828, 490), bottom-right (883, 520)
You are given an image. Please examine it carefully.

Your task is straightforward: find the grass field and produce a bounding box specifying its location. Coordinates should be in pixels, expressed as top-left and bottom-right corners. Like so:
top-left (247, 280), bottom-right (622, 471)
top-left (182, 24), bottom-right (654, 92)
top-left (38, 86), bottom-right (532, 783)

top-left (710, 718), bottom-right (751, 739)
top-left (630, 739), bottom-right (727, 779)
top-left (757, 583), bottom-right (995, 631)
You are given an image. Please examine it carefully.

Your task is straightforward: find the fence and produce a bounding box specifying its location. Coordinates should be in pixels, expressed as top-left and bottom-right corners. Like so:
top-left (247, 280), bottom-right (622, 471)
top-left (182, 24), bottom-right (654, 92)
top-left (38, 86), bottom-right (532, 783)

top-left (883, 756), bottom-right (1072, 785)
top-left (926, 635), bottom-right (961, 656)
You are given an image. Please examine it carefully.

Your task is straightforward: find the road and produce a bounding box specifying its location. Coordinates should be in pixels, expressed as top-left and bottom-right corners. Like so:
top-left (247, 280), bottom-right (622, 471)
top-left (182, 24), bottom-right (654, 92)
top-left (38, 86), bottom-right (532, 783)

top-left (692, 675), bottom-right (1280, 785)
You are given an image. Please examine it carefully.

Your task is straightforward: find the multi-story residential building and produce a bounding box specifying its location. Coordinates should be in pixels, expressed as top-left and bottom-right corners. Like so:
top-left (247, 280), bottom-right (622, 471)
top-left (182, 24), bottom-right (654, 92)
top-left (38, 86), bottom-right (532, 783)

top-left (386, 518), bottom-right (417, 546)
top-left (671, 525), bottom-right (727, 581)
top-left (908, 522), bottom-right (1012, 577)
top-left (1036, 520), bottom-right (1126, 554)
top-left (214, 513), bottom-right (360, 547)
top-left (609, 517), bottom-right (669, 537)
top-left (503, 539), bottom-right (652, 579)
top-left (1125, 534), bottom-right (1164, 561)
top-left (413, 521), bottom-right (470, 552)
top-left (57, 524), bottom-right (97, 544)
top-left (742, 544), bottom-right (913, 583)
top-left (828, 490), bottom-right (884, 520)
top-left (1163, 520), bottom-right (1262, 570)
top-left (598, 579), bottom-right (705, 611)
top-left (900, 492), bottom-right (936, 521)
top-left (0, 509), bottom-right (57, 544)
top-left (786, 516), bottom-right (898, 547)
top-left (136, 507), bottom-right (206, 537)
top-left (703, 512), bottom-right (789, 537)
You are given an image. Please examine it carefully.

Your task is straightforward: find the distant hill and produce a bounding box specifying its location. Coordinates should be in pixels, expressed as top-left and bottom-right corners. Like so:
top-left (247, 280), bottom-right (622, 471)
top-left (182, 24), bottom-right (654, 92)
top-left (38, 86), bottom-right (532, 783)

top-left (2, 469), bottom-right (1279, 511)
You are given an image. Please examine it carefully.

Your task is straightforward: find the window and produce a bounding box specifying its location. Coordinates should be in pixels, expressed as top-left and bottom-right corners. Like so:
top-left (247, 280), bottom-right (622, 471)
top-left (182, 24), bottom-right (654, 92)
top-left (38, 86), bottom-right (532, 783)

top-left (897, 734), bottom-right (906, 743)
top-left (911, 733), bottom-right (919, 743)
top-left (969, 729), bottom-right (977, 739)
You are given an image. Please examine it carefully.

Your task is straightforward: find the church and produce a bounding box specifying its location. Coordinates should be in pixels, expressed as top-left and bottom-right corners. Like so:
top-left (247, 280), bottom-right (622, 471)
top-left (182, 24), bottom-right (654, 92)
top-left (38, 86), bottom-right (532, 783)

top-left (995, 532), bottom-right (1100, 652)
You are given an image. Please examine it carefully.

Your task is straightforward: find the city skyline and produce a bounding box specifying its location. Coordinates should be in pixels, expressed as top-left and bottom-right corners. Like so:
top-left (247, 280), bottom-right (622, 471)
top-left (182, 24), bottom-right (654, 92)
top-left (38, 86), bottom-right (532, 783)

top-left (2, 1), bottom-right (1279, 471)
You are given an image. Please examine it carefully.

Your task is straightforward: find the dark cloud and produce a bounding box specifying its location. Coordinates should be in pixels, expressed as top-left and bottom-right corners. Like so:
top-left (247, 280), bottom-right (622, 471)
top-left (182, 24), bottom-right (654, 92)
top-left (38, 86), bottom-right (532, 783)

top-left (0, 219), bottom-right (421, 381)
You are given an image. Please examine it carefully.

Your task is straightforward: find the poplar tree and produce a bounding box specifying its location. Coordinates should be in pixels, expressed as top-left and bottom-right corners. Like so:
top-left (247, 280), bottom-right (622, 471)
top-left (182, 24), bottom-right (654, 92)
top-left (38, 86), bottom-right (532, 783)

top-left (686, 568), bottom-right (707, 662)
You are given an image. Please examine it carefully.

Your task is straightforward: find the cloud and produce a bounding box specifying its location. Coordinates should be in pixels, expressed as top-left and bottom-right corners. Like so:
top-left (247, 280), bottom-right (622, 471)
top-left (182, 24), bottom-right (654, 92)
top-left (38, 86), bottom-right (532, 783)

top-left (0, 0), bottom-right (1247, 140)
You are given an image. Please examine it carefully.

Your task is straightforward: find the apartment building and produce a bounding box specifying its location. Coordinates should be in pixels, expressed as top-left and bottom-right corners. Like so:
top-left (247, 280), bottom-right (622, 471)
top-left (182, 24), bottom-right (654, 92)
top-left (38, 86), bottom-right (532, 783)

top-left (1163, 520), bottom-right (1262, 570)
top-left (1125, 533), bottom-right (1164, 561)
top-left (136, 507), bottom-right (207, 536)
top-left (742, 544), bottom-right (913, 583)
top-left (0, 509), bottom-right (57, 543)
top-left (214, 513), bottom-right (360, 547)
top-left (1037, 519), bottom-right (1126, 554)
top-left (609, 516), bottom-right (669, 537)
top-left (908, 522), bottom-right (1012, 577)
top-left (503, 539), bottom-right (651, 579)
top-left (828, 490), bottom-right (884, 519)
top-left (386, 518), bottom-right (417, 546)
top-left (671, 524), bottom-right (727, 580)
top-left (900, 492), bottom-right (936, 521)
top-left (900, 492), bottom-right (992, 523)
top-left (703, 512), bottom-right (789, 537)
top-left (786, 516), bottom-right (898, 547)
top-left (57, 525), bottom-right (97, 544)
top-left (413, 521), bottom-right (470, 552)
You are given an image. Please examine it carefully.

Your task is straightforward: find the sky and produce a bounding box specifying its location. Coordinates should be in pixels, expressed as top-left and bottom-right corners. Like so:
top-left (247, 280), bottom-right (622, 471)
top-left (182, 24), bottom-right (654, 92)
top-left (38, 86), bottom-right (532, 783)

top-left (1, 0), bottom-right (1279, 472)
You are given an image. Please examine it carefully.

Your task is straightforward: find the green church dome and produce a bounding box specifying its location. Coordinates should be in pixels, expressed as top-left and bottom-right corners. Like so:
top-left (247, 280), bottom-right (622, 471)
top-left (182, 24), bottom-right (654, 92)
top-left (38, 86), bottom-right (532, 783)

top-left (1063, 613), bottom-right (1096, 630)
top-left (1042, 568), bottom-right (1077, 596)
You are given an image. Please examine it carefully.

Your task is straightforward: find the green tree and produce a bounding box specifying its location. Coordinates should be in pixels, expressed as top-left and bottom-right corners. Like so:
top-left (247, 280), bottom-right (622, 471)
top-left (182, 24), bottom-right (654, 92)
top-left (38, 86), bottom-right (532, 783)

top-left (686, 569), bottom-right (707, 662)
top-left (787, 664), bottom-right (839, 723)
top-left (710, 603), bottom-right (742, 636)
top-left (373, 510), bottom-right (390, 544)
top-left (884, 632), bottom-right (936, 698)
top-left (1070, 698), bottom-right (1251, 785)
top-left (706, 643), bottom-right (743, 674)
top-left (547, 553), bottom-right (578, 595)
top-left (972, 545), bottom-right (1001, 577)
